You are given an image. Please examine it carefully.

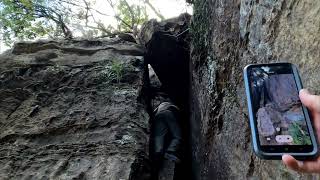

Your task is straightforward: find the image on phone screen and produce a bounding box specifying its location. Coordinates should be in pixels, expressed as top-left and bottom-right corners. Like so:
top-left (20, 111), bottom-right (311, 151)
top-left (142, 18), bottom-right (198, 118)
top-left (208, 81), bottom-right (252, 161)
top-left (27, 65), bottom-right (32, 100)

top-left (249, 66), bottom-right (312, 146)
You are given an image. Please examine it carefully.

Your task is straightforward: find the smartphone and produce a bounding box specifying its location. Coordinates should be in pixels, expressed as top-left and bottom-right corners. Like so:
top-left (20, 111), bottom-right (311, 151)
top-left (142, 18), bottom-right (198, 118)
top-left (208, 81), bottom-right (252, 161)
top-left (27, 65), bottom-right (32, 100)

top-left (243, 63), bottom-right (318, 160)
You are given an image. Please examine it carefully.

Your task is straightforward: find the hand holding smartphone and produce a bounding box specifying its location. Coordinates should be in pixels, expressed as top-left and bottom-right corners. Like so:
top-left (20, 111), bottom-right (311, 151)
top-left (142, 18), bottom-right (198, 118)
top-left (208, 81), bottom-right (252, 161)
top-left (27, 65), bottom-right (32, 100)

top-left (243, 63), bottom-right (318, 160)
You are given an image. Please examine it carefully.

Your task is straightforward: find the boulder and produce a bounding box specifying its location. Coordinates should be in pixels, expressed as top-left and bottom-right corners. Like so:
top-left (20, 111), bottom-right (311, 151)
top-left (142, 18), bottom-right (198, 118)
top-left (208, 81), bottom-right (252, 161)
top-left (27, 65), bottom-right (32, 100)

top-left (257, 107), bottom-right (276, 137)
top-left (118, 33), bottom-right (137, 44)
top-left (138, 13), bottom-right (191, 46)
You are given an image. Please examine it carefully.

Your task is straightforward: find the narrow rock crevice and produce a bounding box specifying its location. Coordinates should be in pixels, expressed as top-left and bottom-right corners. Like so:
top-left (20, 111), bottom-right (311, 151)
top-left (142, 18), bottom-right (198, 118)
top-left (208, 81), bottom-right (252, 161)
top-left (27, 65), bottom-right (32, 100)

top-left (246, 154), bottom-right (255, 178)
top-left (140, 14), bottom-right (192, 180)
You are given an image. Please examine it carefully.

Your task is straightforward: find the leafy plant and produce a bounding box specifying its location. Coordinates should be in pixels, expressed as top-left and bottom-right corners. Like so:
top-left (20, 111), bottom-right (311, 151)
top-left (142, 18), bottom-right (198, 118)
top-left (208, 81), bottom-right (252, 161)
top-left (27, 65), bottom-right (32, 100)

top-left (102, 59), bottom-right (124, 84)
top-left (288, 122), bottom-right (311, 145)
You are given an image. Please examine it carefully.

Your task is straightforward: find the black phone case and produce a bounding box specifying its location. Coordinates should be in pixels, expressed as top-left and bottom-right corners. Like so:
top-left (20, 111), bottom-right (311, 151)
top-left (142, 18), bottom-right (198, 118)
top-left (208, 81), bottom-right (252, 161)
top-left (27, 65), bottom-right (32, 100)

top-left (243, 62), bottom-right (319, 160)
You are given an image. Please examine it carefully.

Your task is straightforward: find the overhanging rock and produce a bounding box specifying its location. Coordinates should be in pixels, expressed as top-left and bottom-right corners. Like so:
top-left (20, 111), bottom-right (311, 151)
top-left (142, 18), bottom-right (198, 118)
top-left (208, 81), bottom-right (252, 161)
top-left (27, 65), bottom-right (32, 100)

top-left (139, 13), bottom-right (191, 110)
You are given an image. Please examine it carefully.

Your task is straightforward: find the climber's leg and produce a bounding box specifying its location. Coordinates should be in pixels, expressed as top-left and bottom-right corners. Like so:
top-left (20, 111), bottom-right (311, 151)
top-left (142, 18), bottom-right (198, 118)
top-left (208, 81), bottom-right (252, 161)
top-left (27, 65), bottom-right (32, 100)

top-left (153, 113), bottom-right (168, 155)
top-left (161, 110), bottom-right (182, 162)
top-left (151, 111), bottom-right (170, 179)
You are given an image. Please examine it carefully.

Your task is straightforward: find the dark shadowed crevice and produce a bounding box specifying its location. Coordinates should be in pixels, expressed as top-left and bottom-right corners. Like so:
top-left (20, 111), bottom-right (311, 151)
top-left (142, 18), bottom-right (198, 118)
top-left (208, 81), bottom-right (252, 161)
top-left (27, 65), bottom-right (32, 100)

top-left (246, 154), bottom-right (255, 178)
top-left (140, 14), bottom-right (192, 180)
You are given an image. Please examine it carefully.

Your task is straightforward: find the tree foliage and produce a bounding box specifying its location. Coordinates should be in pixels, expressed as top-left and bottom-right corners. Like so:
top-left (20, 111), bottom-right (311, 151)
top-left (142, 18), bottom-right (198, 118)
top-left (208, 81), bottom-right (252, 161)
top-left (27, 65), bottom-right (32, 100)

top-left (1, 0), bottom-right (44, 45)
top-left (117, 0), bottom-right (148, 32)
top-left (0, 0), bottom-right (74, 46)
top-left (0, 0), bottom-right (187, 47)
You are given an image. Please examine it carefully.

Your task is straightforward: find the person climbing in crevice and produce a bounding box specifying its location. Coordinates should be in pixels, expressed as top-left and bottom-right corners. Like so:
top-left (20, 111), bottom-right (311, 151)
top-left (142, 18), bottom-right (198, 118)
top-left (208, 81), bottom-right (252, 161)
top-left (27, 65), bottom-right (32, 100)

top-left (150, 98), bottom-right (182, 179)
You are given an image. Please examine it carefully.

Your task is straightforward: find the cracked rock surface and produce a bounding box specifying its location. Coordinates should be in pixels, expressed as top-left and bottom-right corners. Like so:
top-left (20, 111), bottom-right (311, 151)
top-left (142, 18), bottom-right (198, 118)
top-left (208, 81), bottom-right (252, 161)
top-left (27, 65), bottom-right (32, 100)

top-left (190, 0), bottom-right (320, 179)
top-left (0, 38), bottom-right (150, 179)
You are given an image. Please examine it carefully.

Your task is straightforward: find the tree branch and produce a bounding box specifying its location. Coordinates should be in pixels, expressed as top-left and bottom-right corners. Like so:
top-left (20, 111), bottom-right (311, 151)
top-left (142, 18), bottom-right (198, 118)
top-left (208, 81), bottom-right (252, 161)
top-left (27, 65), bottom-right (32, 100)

top-left (121, 0), bottom-right (135, 29)
top-left (82, 0), bottom-right (90, 27)
top-left (34, 4), bottom-right (73, 38)
top-left (144, 0), bottom-right (164, 20)
top-left (106, 0), bottom-right (133, 31)
top-left (57, 0), bottom-right (133, 32)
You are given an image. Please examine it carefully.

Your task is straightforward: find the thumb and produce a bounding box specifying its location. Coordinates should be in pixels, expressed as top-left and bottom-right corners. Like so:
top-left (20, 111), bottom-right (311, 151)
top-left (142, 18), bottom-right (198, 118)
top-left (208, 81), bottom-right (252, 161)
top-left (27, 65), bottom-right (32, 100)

top-left (282, 154), bottom-right (320, 173)
top-left (299, 89), bottom-right (320, 113)
top-left (282, 154), bottom-right (303, 172)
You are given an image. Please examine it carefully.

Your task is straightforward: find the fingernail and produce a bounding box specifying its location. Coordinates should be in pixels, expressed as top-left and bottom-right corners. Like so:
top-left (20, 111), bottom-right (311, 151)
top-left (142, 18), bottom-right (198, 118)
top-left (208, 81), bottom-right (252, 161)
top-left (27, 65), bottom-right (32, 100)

top-left (297, 160), bottom-right (304, 167)
top-left (300, 89), bottom-right (310, 94)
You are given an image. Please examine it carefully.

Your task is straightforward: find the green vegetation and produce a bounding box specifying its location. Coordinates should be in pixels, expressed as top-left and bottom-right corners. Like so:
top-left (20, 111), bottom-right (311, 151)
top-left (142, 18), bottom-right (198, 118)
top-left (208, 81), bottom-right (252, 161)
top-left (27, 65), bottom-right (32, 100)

top-left (0, 0), bottom-right (59, 46)
top-left (0, 0), bottom-right (166, 47)
top-left (110, 60), bottom-right (124, 84)
top-left (289, 122), bottom-right (312, 145)
top-left (116, 0), bottom-right (148, 32)
top-left (101, 59), bottom-right (125, 84)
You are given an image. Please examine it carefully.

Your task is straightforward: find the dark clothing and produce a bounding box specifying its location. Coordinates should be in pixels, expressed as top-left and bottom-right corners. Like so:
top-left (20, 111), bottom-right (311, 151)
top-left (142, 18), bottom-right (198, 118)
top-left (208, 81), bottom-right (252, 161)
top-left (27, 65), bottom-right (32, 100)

top-left (150, 102), bottom-right (182, 179)
top-left (153, 109), bottom-right (182, 154)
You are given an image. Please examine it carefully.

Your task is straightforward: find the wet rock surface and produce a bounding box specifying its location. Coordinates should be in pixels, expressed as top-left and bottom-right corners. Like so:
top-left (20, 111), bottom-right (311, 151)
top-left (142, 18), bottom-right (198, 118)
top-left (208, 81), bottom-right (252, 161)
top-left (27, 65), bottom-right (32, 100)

top-left (190, 0), bottom-right (320, 179)
top-left (0, 38), bottom-right (151, 179)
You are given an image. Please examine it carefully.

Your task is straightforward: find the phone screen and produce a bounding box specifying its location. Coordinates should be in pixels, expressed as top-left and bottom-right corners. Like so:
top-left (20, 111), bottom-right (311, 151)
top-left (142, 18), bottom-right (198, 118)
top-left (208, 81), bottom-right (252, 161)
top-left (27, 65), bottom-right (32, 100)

top-left (248, 65), bottom-right (312, 151)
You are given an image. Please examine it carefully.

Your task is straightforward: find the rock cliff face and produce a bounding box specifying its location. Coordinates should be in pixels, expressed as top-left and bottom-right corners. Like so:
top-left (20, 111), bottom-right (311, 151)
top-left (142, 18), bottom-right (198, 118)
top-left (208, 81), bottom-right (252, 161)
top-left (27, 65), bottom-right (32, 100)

top-left (0, 38), bottom-right (151, 179)
top-left (2, 1), bottom-right (320, 178)
top-left (190, 0), bottom-right (320, 179)
top-left (0, 14), bottom-right (192, 180)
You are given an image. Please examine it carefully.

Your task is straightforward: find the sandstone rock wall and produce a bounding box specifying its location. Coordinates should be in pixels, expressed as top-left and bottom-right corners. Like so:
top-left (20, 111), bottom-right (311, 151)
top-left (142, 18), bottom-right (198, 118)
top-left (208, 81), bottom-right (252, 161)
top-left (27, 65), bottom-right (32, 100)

top-left (0, 39), bottom-right (151, 179)
top-left (190, 0), bottom-right (320, 179)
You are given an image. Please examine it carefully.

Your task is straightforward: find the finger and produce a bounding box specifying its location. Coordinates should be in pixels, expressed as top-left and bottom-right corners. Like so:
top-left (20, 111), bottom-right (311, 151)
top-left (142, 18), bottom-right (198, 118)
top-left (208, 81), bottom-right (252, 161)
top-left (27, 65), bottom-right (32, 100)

top-left (299, 89), bottom-right (320, 135)
top-left (282, 154), bottom-right (301, 172)
top-left (299, 89), bottom-right (320, 113)
top-left (282, 155), bottom-right (320, 173)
